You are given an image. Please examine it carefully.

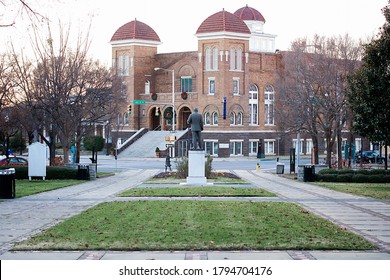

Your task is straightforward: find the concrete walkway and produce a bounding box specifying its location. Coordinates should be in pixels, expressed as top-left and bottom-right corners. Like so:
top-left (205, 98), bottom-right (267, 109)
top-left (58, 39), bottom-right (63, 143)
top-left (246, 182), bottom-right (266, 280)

top-left (0, 169), bottom-right (390, 260)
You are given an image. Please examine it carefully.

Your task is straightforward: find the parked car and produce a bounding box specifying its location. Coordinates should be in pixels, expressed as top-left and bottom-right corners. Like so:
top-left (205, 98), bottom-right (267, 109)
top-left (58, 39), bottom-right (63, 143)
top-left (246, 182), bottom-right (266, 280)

top-left (355, 151), bottom-right (385, 164)
top-left (0, 156), bottom-right (28, 166)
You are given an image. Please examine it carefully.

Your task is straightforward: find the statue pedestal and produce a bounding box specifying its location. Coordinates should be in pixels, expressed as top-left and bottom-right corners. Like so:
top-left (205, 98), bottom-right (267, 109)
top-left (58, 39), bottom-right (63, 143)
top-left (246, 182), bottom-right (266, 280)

top-left (183, 150), bottom-right (212, 186)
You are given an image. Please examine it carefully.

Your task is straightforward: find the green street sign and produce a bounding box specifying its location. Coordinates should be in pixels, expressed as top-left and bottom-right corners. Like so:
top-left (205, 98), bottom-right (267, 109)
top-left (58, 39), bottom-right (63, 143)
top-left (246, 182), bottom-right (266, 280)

top-left (133, 100), bottom-right (146, 105)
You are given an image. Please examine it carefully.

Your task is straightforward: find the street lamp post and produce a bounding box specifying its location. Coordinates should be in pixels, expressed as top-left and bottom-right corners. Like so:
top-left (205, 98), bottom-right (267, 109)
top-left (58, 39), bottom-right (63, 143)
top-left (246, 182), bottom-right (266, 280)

top-left (154, 67), bottom-right (175, 132)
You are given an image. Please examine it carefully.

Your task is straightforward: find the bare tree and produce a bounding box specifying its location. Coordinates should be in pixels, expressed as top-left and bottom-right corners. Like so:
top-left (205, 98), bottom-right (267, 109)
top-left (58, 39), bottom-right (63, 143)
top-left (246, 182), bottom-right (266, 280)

top-left (11, 22), bottom-right (123, 165)
top-left (0, 0), bottom-right (46, 27)
top-left (277, 35), bottom-right (361, 168)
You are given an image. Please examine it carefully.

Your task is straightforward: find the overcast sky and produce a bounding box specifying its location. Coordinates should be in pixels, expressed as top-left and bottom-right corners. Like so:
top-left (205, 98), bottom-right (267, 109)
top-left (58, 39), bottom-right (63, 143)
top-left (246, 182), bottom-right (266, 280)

top-left (1, 0), bottom-right (388, 66)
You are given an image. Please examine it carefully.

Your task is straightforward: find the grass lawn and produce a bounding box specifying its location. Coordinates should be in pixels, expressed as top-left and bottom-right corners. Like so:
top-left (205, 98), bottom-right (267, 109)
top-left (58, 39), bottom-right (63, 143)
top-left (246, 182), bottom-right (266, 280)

top-left (15, 180), bottom-right (83, 198)
top-left (13, 201), bottom-right (375, 251)
top-left (313, 182), bottom-right (390, 199)
top-left (119, 186), bottom-right (275, 197)
top-left (145, 176), bottom-right (247, 185)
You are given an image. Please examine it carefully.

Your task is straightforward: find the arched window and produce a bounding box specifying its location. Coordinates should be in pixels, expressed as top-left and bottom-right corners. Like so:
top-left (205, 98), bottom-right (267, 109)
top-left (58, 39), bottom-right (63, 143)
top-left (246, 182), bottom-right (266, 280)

top-left (230, 48), bottom-right (236, 70)
top-left (265, 85), bottom-right (275, 125)
top-left (236, 48), bottom-right (242, 70)
top-left (212, 47), bottom-right (218, 70)
top-left (212, 112), bottom-right (218, 125)
top-left (249, 84), bottom-right (258, 125)
top-left (237, 112), bottom-right (243, 125)
top-left (205, 48), bottom-right (211, 70)
top-left (124, 112), bottom-right (129, 126)
top-left (230, 48), bottom-right (243, 71)
top-left (230, 112), bottom-right (236, 125)
top-left (145, 80), bottom-right (150, 94)
top-left (205, 112), bottom-right (211, 125)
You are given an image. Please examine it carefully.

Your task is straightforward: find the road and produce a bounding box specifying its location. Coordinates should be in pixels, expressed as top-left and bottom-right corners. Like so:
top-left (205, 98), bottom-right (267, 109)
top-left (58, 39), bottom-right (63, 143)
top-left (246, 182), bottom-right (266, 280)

top-left (79, 155), bottom-right (312, 173)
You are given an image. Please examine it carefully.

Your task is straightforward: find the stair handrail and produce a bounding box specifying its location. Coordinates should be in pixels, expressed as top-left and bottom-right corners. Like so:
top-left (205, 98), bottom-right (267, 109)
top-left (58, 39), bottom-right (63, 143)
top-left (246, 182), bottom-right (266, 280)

top-left (116, 128), bottom-right (148, 154)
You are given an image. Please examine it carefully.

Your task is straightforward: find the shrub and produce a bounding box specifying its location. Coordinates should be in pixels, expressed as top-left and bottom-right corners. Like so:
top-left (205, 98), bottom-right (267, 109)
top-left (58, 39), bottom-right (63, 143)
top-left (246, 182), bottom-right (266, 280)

top-left (0, 166), bottom-right (78, 180)
top-left (46, 167), bottom-right (78, 180)
top-left (175, 157), bottom-right (188, 179)
top-left (316, 169), bottom-right (390, 183)
top-left (83, 135), bottom-right (104, 151)
top-left (337, 174), bottom-right (353, 182)
top-left (205, 155), bottom-right (213, 179)
top-left (174, 155), bottom-right (214, 179)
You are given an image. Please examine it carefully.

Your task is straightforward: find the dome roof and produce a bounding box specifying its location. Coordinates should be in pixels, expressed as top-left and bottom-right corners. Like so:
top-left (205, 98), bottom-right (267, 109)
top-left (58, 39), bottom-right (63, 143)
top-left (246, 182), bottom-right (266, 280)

top-left (110, 19), bottom-right (161, 43)
top-left (196, 9), bottom-right (250, 35)
top-left (234, 5), bottom-right (266, 22)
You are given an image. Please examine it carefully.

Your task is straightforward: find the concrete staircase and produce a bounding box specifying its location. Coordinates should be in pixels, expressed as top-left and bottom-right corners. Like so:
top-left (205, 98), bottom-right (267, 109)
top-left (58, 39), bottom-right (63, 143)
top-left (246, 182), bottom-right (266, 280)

top-left (118, 130), bottom-right (188, 158)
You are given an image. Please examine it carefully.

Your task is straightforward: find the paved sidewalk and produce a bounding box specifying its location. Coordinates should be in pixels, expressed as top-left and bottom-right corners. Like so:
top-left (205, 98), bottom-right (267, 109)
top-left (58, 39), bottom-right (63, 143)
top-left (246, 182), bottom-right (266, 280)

top-left (1, 169), bottom-right (390, 260)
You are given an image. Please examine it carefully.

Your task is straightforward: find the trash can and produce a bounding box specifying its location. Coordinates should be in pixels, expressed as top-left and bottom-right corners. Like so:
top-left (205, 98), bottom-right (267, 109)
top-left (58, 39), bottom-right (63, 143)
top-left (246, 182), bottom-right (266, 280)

top-left (276, 163), bottom-right (285, 174)
top-left (303, 165), bottom-right (315, 182)
top-left (0, 168), bottom-right (16, 199)
top-left (77, 165), bottom-right (90, 180)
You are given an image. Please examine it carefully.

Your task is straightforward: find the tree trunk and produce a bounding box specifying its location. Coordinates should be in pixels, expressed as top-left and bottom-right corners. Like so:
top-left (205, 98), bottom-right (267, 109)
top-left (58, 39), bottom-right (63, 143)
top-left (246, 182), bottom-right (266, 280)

top-left (312, 135), bottom-right (319, 165)
top-left (325, 132), bottom-right (333, 168)
top-left (337, 128), bottom-right (343, 169)
top-left (76, 139), bottom-right (81, 164)
top-left (385, 143), bottom-right (388, 170)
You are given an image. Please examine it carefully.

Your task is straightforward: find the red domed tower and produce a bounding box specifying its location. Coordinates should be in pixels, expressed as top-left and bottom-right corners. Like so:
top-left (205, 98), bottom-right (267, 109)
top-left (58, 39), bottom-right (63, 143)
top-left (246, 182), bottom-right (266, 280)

top-left (234, 5), bottom-right (276, 53)
top-left (110, 19), bottom-right (161, 130)
top-left (194, 9), bottom-right (251, 131)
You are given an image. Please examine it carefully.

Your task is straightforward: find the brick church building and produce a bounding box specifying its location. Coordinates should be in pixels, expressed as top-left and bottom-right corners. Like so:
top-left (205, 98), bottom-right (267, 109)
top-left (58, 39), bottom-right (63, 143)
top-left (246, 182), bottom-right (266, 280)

top-left (107, 5), bottom-right (364, 158)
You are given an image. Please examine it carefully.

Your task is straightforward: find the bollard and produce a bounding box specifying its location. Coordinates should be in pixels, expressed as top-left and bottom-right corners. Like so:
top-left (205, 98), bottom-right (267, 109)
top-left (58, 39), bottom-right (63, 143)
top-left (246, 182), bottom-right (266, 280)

top-left (256, 162), bottom-right (260, 171)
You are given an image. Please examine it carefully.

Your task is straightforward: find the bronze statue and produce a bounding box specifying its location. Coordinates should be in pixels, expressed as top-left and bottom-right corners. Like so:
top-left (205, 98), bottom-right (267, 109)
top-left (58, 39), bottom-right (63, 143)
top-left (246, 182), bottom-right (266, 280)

top-left (187, 108), bottom-right (203, 150)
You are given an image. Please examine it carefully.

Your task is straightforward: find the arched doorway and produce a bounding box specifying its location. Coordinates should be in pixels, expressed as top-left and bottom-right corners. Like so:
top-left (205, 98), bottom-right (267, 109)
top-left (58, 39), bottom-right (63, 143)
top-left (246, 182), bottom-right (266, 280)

top-left (150, 107), bottom-right (161, 130)
top-left (178, 106), bottom-right (192, 130)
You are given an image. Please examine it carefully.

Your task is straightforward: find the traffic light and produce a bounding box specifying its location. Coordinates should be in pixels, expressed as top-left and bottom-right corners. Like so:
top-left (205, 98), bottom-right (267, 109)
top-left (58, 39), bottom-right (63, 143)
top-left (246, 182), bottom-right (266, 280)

top-left (128, 105), bottom-right (132, 114)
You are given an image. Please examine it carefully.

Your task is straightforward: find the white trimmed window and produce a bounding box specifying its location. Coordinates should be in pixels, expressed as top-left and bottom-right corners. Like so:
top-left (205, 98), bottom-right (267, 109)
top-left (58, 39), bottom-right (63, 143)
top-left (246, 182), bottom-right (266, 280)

top-left (237, 48), bottom-right (242, 70)
top-left (249, 84), bottom-right (258, 125)
top-left (249, 141), bottom-right (258, 155)
top-left (205, 48), bottom-right (211, 70)
top-left (123, 55), bottom-right (129, 76)
top-left (212, 112), bottom-right (218, 125)
top-left (230, 48), bottom-right (243, 71)
top-left (230, 48), bottom-right (236, 70)
top-left (205, 112), bottom-right (211, 125)
top-left (293, 139), bottom-right (304, 155)
top-left (117, 55), bottom-right (123, 75)
top-left (233, 78), bottom-right (240, 95)
top-left (181, 76), bottom-right (192, 92)
top-left (265, 85), bottom-right (275, 125)
top-left (306, 139), bottom-right (313, 155)
top-left (208, 78), bottom-right (215, 95)
top-left (230, 112), bottom-right (236, 125)
top-left (237, 112), bottom-right (243, 125)
top-left (124, 112), bottom-right (129, 126)
top-left (205, 140), bottom-right (219, 156)
top-left (118, 113), bottom-right (123, 126)
top-left (264, 140), bottom-right (275, 155)
top-left (230, 141), bottom-right (243, 156)
top-left (145, 80), bottom-right (150, 94)
top-left (212, 47), bottom-right (218, 70)
top-left (117, 55), bottom-right (129, 76)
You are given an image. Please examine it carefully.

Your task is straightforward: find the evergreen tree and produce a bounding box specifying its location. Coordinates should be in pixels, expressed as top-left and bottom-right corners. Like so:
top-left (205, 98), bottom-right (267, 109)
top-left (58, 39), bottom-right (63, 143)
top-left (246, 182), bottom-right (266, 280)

top-left (347, 2), bottom-right (390, 169)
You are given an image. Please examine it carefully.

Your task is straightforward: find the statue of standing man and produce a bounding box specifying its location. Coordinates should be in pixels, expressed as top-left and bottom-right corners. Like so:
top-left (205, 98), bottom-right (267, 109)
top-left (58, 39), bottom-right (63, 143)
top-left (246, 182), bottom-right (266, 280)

top-left (187, 108), bottom-right (203, 150)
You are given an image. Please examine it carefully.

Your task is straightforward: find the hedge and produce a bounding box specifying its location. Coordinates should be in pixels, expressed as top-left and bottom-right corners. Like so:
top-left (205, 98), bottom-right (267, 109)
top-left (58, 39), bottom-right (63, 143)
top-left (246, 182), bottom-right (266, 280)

top-left (316, 168), bottom-right (390, 183)
top-left (0, 166), bottom-right (79, 180)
